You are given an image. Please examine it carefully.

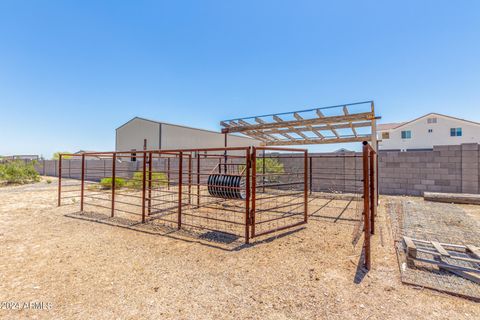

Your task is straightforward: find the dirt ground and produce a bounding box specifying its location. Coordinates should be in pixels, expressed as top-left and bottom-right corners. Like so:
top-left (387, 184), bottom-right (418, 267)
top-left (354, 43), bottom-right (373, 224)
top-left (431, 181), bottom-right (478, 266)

top-left (1, 178), bottom-right (479, 319)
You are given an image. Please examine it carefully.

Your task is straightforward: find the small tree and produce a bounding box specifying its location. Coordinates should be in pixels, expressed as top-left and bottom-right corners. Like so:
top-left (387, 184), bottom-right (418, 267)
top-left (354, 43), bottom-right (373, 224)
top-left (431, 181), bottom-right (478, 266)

top-left (256, 158), bottom-right (284, 175)
top-left (52, 152), bottom-right (72, 160)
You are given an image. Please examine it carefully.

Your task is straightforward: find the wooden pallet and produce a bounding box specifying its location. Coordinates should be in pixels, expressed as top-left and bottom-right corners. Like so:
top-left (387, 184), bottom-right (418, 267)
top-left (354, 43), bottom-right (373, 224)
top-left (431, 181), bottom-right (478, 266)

top-left (403, 236), bottom-right (480, 284)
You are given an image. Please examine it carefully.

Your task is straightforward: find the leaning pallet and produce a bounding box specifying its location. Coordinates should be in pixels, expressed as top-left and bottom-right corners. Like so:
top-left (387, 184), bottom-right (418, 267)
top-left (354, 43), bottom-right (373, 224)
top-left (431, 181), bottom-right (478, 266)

top-left (403, 236), bottom-right (480, 284)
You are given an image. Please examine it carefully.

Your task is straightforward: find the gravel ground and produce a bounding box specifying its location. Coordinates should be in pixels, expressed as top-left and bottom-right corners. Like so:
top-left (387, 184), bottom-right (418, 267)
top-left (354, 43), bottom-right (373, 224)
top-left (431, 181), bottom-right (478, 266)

top-left (1, 178), bottom-right (479, 319)
top-left (385, 197), bottom-right (480, 300)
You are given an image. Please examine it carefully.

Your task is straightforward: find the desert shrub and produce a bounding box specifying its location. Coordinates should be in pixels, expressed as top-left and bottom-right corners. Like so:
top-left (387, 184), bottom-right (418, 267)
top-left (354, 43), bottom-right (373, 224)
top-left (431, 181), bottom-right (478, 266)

top-left (126, 171), bottom-right (168, 190)
top-left (256, 158), bottom-right (284, 175)
top-left (46, 179), bottom-right (52, 184)
top-left (237, 157), bottom-right (284, 182)
top-left (100, 177), bottom-right (125, 190)
top-left (256, 158), bottom-right (284, 182)
top-left (0, 161), bottom-right (40, 184)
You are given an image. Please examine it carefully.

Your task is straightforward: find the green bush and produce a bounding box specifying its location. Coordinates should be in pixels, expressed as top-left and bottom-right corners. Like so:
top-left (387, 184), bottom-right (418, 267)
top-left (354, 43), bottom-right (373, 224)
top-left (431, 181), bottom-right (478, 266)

top-left (256, 158), bottom-right (284, 182)
top-left (126, 171), bottom-right (168, 190)
top-left (0, 161), bottom-right (40, 184)
top-left (256, 158), bottom-right (284, 174)
top-left (100, 177), bottom-right (125, 190)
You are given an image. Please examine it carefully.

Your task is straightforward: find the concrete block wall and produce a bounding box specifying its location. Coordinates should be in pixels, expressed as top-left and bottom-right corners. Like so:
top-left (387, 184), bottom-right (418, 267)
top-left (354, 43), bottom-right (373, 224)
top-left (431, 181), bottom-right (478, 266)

top-left (461, 143), bottom-right (479, 194)
top-left (275, 153), bottom-right (363, 194)
top-left (35, 144), bottom-right (479, 196)
top-left (379, 143), bottom-right (479, 196)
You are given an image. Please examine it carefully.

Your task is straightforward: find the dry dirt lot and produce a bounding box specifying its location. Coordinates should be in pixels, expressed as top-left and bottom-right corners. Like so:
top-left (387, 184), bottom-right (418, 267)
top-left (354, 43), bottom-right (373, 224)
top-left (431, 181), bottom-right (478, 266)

top-left (1, 178), bottom-right (479, 319)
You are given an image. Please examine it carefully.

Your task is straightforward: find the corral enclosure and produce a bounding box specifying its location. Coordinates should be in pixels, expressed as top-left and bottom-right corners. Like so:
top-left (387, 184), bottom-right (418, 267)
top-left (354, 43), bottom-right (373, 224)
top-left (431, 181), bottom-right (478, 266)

top-left (57, 143), bottom-right (377, 268)
top-left (58, 147), bottom-right (309, 244)
top-left (55, 101), bottom-right (378, 268)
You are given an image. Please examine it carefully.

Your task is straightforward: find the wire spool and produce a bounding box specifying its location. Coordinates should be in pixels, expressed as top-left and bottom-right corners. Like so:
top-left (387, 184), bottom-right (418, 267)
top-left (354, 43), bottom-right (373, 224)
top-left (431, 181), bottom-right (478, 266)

top-left (207, 174), bottom-right (246, 199)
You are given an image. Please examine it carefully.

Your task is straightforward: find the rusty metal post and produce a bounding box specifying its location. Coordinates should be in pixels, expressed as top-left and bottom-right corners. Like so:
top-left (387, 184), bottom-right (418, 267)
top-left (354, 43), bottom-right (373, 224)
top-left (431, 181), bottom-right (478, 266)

top-left (251, 147), bottom-right (256, 238)
top-left (362, 141), bottom-right (371, 270)
top-left (309, 156), bottom-right (313, 195)
top-left (262, 149), bottom-right (266, 193)
top-left (188, 154), bottom-right (192, 205)
top-left (148, 151), bottom-right (152, 215)
top-left (141, 152), bottom-right (147, 223)
top-left (304, 150), bottom-right (308, 223)
top-left (196, 153), bottom-right (200, 207)
top-left (80, 153), bottom-right (85, 212)
top-left (369, 150), bottom-right (375, 235)
top-left (376, 152), bottom-right (379, 205)
top-left (224, 133), bottom-right (228, 174)
top-left (167, 158), bottom-right (170, 190)
top-left (178, 152), bottom-right (183, 229)
top-left (57, 154), bottom-right (62, 206)
top-left (111, 153), bottom-right (116, 217)
top-left (245, 148), bottom-right (251, 244)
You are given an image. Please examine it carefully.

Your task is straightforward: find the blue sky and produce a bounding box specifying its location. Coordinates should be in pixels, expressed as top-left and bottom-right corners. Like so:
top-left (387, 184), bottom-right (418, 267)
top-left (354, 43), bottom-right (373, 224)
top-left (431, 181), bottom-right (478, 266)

top-left (1, 1), bottom-right (479, 157)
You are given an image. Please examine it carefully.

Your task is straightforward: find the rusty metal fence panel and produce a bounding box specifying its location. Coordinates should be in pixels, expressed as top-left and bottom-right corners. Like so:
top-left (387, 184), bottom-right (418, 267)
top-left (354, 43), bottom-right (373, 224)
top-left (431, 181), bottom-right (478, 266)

top-left (250, 147), bottom-right (308, 238)
top-left (56, 144), bottom-right (381, 263)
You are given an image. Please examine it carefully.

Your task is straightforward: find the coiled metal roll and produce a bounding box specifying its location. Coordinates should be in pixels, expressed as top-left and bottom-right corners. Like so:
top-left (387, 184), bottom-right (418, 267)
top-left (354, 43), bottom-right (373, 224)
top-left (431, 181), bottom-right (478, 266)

top-left (207, 174), bottom-right (246, 199)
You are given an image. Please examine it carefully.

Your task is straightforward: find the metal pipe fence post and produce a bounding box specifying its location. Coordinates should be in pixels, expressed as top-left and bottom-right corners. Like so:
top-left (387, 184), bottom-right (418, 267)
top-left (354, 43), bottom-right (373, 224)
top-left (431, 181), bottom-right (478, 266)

top-left (369, 150), bottom-right (375, 235)
top-left (262, 149), bottom-right (265, 193)
top-left (304, 151), bottom-right (308, 223)
top-left (224, 133), bottom-right (228, 174)
top-left (80, 154), bottom-right (85, 212)
top-left (309, 156), bottom-right (313, 195)
top-left (178, 152), bottom-right (183, 229)
top-left (111, 154), bottom-right (116, 217)
top-left (245, 148), bottom-right (251, 244)
top-left (376, 152), bottom-right (379, 205)
top-left (141, 152), bottom-right (147, 223)
top-left (188, 154), bottom-right (192, 205)
top-left (362, 141), bottom-right (371, 270)
top-left (58, 154), bottom-right (62, 206)
top-left (167, 158), bottom-right (170, 190)
top-left (148, 152), bottom-right (152, 215)
top-left (250, 148), bottom-right (256, 238)
top-left (196, 153), bottom-right (200, 207)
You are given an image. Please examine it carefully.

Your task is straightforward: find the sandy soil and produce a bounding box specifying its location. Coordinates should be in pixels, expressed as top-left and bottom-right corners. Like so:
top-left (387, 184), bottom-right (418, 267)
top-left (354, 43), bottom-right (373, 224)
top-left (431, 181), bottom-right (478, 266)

top-left (0, 178), bottom-right (479, 319)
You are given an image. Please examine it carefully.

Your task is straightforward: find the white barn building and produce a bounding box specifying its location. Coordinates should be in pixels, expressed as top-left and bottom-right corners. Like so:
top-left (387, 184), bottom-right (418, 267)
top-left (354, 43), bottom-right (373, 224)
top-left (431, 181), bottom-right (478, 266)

top-left (116, 117), bottom-right (261, 152)
top-left (377, 113), bottom-right (480, 151)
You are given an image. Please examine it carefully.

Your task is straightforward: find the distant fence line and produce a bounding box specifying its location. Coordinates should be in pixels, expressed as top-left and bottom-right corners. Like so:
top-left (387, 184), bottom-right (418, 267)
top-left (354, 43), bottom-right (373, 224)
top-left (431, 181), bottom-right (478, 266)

top-left (33, 143), bottom-right (480, 196)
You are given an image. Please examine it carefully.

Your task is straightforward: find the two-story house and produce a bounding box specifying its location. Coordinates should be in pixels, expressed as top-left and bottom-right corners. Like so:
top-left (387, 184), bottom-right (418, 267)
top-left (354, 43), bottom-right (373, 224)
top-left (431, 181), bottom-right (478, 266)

top-left (377, 113), bottom-right (480, 151)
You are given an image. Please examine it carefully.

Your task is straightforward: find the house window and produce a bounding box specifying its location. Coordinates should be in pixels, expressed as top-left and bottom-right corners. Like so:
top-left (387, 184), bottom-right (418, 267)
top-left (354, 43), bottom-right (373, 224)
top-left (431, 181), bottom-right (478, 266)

top-left (427, 117), bottom-right (437, 124)
top-left (450, 128), bottom-right (462, 137)
top-left (428, 129), bottom-right (433, 133)
top-left (401, 130), bottom-right (412, 139)
top-left (131, 149), bottom-right (137, 162)
top-left (381, 132), bottom-right (390, 139)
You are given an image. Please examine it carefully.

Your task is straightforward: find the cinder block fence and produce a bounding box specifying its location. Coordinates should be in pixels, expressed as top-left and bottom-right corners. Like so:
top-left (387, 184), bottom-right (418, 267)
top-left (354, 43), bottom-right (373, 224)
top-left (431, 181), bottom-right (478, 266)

top-left (379, 143), bottom-right (479, 196)
top-left (35, 143), bottom-right (480, 196)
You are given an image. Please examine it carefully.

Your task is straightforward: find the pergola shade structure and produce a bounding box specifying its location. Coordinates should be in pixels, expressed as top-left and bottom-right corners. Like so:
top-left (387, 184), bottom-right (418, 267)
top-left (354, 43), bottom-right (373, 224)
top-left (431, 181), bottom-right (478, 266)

top-left (221, 101), bottom-right (378, 146)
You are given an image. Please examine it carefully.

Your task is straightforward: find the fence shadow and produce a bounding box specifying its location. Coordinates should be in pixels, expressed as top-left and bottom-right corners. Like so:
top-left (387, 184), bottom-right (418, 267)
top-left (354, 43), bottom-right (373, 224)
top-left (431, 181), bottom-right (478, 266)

top-left (353, 243), bottom-right (369, 284)
top-left (64, 211), bottom-right (305, 252)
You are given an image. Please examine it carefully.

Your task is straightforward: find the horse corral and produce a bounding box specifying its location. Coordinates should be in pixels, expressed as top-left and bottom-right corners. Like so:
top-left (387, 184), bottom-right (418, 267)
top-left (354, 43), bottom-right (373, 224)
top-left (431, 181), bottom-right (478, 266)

top-left (58, 102), bottom-right (378, 269)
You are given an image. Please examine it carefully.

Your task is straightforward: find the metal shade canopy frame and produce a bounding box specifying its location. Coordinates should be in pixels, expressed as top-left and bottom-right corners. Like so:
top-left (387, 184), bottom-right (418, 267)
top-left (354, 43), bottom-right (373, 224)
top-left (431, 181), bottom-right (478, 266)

top-left (220, 100), bottom-right (378, 148)
top-left (220, 101), bottom-right (379, 270)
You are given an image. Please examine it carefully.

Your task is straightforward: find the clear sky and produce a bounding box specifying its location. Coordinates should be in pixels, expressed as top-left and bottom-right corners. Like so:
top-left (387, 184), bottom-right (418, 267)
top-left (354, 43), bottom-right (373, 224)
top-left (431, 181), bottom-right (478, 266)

top-left (1, 1), bottom-right (479, 158)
